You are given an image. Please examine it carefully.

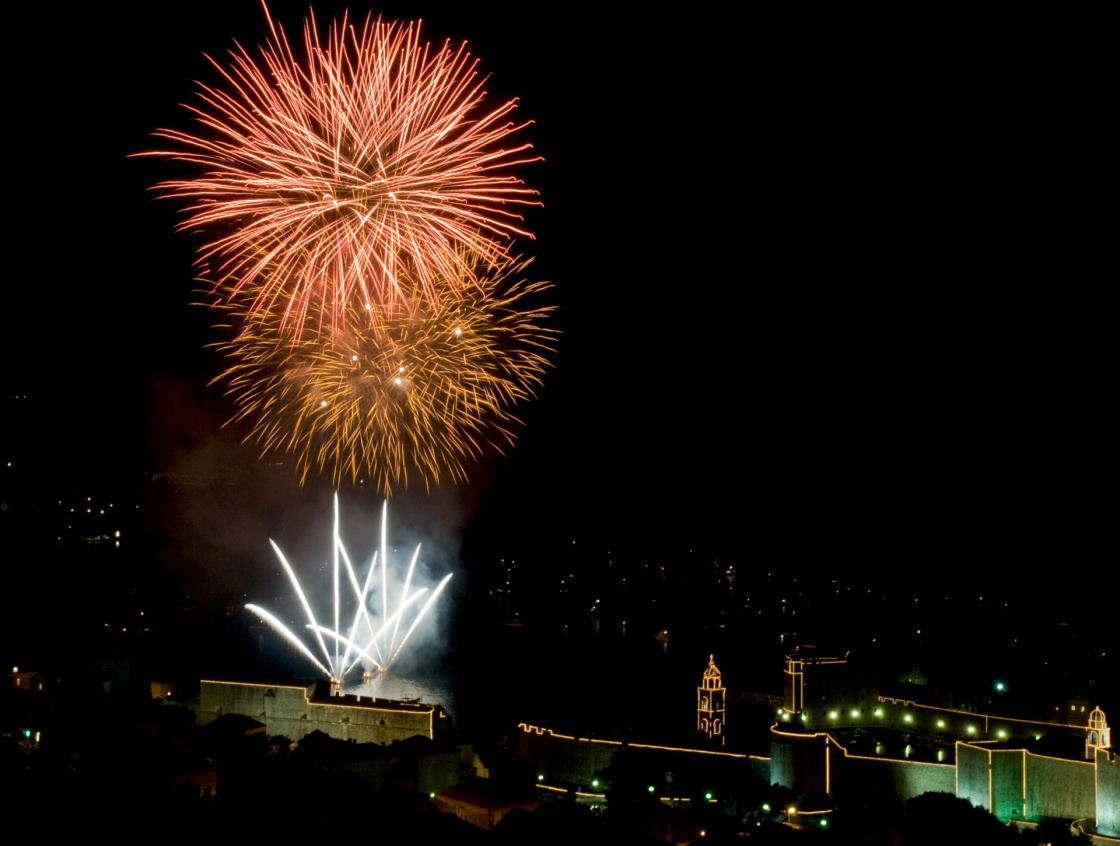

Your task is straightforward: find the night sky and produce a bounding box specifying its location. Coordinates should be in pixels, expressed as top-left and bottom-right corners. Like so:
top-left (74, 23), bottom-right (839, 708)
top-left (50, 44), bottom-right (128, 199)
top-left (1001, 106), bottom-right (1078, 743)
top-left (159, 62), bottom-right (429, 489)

top-left (2, 4), bottom-right (1110, 624)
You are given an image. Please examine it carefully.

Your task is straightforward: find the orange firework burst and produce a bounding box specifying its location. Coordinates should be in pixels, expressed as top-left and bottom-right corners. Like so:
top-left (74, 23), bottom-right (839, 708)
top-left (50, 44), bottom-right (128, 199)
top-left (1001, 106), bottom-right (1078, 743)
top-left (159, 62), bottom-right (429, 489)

top-left (148, 6), bottom-right (540, 338)
top-left (211, 258), bottom-right (556, 493)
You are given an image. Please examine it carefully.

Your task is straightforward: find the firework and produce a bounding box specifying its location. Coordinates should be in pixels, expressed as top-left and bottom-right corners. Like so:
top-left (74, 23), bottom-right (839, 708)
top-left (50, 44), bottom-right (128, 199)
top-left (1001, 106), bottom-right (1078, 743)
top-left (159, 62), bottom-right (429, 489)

top-left (247, 496), bottom-right (453, 681)
top-left (148, 7), bottom-right (540, 337)
top-left (212, 257), bottom-right (556, 493)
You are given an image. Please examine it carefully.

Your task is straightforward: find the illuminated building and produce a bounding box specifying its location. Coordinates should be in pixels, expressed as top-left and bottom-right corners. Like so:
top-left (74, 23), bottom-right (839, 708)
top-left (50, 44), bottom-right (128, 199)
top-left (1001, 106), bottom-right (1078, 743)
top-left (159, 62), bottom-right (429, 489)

top-left (783, 647), bottom-right (873, 716)
top-left (516, 654), bottom-right (1119, 839)
top-left (697, 654), bottom-right (726, 741)
top-left (199, 678), bottom-right (450, 744)
top-left (768, 700), bottom-right (1118, 837)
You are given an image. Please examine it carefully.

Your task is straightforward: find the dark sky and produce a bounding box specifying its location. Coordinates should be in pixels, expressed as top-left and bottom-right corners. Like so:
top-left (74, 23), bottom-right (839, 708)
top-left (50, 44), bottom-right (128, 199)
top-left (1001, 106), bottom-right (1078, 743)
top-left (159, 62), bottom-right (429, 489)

top-left (2, 4), bottom-right (1110, 607)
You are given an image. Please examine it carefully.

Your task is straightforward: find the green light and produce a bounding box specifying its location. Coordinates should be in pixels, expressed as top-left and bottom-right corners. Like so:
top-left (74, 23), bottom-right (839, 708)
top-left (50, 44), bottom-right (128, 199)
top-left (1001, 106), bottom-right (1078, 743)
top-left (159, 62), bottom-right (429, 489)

top-left (537, 774), bottom-right (544, 782)
top-left (705, 791), bottom-right (714, 801)
top-left (647, 785), bottom-right (655, 794)
top-left (591, 779), bottom-right (600, 788)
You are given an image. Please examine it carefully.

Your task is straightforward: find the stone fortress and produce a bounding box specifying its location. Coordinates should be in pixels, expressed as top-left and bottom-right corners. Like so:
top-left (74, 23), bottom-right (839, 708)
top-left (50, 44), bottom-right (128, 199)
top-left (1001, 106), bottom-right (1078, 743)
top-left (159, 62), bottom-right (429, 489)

top-left (517, 650), bottom-right (1120, 839)
top-left (199, 678), bottom-right (451, 743)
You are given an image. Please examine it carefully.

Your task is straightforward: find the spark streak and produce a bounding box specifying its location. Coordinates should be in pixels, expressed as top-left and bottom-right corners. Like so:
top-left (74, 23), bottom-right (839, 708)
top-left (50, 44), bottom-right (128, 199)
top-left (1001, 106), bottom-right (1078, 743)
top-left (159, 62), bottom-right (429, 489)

top-left (246, 496), bottom-right (452, 682)
top-left (212, 258), bottom-right (556, 493)
top-left (147, 7), bottom-right (541, 338)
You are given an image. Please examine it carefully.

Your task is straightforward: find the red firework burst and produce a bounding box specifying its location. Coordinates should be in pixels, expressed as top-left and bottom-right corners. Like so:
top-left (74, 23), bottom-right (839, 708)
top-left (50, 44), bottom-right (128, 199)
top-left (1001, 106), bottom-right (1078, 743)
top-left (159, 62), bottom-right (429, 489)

top-left (148, 6), bottom-right (540, 338)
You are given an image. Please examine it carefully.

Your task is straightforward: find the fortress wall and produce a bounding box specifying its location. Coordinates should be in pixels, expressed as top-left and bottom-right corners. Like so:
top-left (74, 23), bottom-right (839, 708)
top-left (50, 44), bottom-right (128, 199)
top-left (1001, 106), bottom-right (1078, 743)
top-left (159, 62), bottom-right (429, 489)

top-left (517, 724), bottom-right (765, 792)
top-left (836, 754), bottom-right (955, 807)
top-left (200, 680), bottom-right (435, 744)
top-left (517, 725), bottom-right (620, 785)
top-left (769, 732), bottom-right (828, 794)
top-left (1024, 751), bottom-right (1095, 824)
top-left (990, 748), bottom-right (1025, 822)
top-left (955, 743), bottom-right (992, 811)
top-left (1096, 748), bottom-right (1120, 837)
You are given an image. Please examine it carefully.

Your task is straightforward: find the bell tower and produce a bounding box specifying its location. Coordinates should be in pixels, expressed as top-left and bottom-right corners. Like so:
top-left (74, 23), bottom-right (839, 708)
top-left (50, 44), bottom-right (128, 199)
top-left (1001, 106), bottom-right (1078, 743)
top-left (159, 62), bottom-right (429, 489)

top-left (1087, 707), bottom-right (1110, 760)
top-left (697, 654), bottom-right (726, 742)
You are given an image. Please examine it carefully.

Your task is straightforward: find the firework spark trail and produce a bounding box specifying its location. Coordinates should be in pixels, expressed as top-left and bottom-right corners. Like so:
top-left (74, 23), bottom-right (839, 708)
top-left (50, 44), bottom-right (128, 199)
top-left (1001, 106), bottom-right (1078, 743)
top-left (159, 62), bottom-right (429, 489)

top-left (246, 496), bottom-right (452, 682)
top-left (342, 592), bottom-right (429, 678)
top-left (308, 625), bottom-right (382, 671)
top-left (146, 7), bottom-right (540, 338)
top-left (337, 542), bottom-right (380, 670)
top-left (246, 604), bottom-right (333, 677)
top-left (211, 257), bottom-right (557, 493)
top-left (269, 539), bottom-right (333, 668)
top-left (387, 573), bottom-right (453, 666)
top-left (389, 544), bottom-right (421, 659)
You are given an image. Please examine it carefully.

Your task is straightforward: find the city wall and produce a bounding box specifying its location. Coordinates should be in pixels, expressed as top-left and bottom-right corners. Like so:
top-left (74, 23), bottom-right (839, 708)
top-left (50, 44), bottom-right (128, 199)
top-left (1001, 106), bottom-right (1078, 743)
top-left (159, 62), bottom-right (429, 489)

top-left (517, 723), bottom-right (769, 789)
top-left (834, 753), bottom-right (954, 808)
top-left (770, 727), bottom-right (953, 805)
top-left (200, 679), bottom-right (444, 744)
top-left (1097, 748), bottom-right (1120, 836)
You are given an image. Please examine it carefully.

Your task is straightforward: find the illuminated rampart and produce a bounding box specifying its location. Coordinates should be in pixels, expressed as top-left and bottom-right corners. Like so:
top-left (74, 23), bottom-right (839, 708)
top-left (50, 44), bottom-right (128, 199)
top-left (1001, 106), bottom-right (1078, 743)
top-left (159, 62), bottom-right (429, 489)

top-left (769, 700), bottom-right (1118, 837)
top-left (200, 679), bottom-right (448, 744)
top-left (516, 723), bottom-right (770, 787)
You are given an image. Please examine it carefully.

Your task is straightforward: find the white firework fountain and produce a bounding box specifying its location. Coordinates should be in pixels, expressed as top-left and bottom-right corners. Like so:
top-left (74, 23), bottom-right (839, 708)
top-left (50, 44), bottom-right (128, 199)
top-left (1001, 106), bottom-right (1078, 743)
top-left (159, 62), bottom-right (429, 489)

top-left (246, 496), bottom-right (453, 689)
